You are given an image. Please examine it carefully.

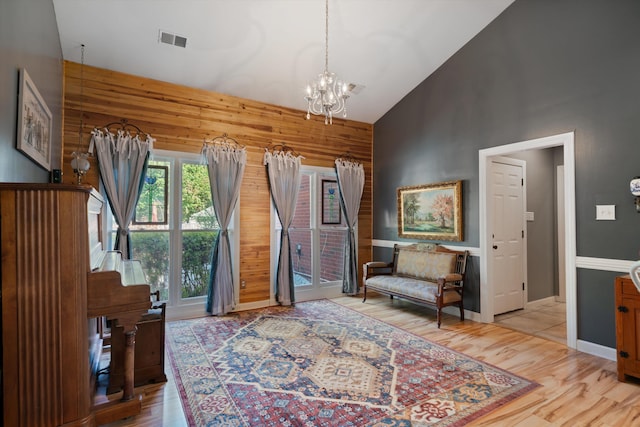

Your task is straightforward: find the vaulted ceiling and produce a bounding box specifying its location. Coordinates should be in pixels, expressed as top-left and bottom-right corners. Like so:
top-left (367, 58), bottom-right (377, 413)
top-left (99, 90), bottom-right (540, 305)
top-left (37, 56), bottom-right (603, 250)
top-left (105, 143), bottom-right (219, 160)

top-left (53, 0), bottom-right (514, 124)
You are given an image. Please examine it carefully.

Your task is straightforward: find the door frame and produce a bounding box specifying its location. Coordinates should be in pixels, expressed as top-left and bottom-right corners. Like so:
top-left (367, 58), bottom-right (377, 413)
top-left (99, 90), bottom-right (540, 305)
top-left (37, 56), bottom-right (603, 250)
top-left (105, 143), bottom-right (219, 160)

top-left (479, 131), bottom-right (577, 349)
top-left (489, 156), bottom-right (527, 314)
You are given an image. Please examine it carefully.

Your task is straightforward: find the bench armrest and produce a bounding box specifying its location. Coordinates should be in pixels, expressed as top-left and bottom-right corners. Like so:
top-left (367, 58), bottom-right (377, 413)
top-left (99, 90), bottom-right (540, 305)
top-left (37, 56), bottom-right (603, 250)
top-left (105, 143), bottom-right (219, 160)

top-left (362, 261), bottom-right (393, 283)
top-left (366, 261), bottom-right (392, 269)
top-left (441, 273), bottom-right (463, 283)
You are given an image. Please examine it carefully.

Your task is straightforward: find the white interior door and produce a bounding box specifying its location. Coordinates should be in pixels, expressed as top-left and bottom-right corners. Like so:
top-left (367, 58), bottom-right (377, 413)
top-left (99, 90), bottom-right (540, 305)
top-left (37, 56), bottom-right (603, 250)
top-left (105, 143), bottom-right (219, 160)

top-left (491, 157), bottom-right (526, 315)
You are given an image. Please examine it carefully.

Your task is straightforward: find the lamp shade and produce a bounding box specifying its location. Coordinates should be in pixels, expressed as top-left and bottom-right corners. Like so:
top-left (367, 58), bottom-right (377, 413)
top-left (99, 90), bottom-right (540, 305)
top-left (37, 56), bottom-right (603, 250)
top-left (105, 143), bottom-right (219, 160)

top-left (71, 152), bottom-right (90, 173)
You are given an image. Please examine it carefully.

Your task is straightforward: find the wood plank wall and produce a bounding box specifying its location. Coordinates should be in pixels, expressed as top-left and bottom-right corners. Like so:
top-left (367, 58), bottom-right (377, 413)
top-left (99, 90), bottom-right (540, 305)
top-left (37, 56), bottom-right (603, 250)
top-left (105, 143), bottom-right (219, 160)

top-left (62, 61), bottom-right (373, 305)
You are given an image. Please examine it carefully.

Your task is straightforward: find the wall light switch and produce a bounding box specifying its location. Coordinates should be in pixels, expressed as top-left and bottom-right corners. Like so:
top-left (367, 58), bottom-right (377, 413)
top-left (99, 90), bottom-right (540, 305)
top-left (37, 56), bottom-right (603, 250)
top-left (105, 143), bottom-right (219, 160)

top-left (525, 211), bottom-right (534, 221)
top-left (596, 205), bottom-right (616, 220)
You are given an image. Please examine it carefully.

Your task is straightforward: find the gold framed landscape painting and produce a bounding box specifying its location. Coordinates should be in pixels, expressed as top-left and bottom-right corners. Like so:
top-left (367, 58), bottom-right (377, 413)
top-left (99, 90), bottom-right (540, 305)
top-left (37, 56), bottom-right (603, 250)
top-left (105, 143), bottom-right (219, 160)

top-left (397, 180), bottom-right (463, 241)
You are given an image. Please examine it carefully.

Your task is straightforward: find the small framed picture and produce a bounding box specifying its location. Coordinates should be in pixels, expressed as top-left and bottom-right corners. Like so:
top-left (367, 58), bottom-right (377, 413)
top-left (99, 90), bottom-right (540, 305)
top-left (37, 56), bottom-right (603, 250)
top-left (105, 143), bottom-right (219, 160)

top-left (17, 68), bottom-right (52, 171)
top-left (321, 179), bottom-right (341, 224)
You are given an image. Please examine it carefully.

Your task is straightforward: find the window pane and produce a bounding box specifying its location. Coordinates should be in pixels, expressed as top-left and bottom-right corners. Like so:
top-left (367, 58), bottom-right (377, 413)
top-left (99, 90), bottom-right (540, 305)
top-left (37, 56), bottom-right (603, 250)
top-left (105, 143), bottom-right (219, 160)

top-left (134, 165), bottom-right (168, 224)
top-left (291, 174), bottom-right (310, 229)
top-left (181, 230), bottom-right (216, 298)
top-left (319, 229), bottom-right (346, 283)
top-left (181, 163), bottom-right (216, 230)
top-left (130, 231), bottom-right (170, 300)
top-left (289, 229), bottom-right (311, 287)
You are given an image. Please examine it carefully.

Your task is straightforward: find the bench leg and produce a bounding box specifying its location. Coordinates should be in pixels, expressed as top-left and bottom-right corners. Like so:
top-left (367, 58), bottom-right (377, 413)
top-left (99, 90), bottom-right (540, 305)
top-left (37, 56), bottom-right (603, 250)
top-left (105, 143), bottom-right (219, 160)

top-left (436, 308), bottom-right (442, 329)
top-left (459, 303), bottom-right (464, 321)
top-left (362, 286), bottom-right (367, 302)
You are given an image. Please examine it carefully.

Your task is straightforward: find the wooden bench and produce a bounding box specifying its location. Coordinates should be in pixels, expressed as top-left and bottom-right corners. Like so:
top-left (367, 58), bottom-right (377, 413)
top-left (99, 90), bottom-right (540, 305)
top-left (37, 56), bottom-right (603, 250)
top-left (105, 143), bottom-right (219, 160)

top-left (107, 292), bottom-right (167, 394)
top-left (362, 243), bottom-right (469, 328)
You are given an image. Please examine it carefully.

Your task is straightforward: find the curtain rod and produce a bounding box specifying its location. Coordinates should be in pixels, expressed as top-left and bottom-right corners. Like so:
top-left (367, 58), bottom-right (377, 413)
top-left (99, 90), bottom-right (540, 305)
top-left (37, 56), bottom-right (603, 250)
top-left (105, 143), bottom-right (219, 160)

top-left (99, 118), bottom-right (147, 135)
top-left (337, 151), bottom-right (359, 163)
top-left (204, 133), bottom-right (244, 148)
top-left (267, 142), bottom-right (302, 157)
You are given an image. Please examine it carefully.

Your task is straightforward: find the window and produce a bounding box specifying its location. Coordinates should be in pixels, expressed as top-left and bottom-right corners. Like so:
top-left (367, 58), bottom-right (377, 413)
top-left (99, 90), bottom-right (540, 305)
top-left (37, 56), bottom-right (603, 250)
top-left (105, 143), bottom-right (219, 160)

top-left (272, 166), bottom-right (352, 302)
top-left (105, 150), bottom-right (237, 315)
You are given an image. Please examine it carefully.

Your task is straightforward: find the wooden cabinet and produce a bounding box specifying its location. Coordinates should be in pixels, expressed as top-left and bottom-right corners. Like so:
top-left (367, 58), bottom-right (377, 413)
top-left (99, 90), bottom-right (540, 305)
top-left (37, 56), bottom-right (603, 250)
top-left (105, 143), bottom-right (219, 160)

top-left (1, 184), bottom-right (96, 427)
top-left (615, 275), bottom-right (640, 382)
top-left (0, 183), bottom-right (152, 426)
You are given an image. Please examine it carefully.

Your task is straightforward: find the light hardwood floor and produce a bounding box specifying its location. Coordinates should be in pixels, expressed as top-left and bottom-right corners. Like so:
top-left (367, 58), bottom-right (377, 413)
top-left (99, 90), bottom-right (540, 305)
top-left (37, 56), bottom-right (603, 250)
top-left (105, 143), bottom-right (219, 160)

top-left (494, 299), bottom-right (567, 344)
top-left (103, 293), bottom-right (640, 426)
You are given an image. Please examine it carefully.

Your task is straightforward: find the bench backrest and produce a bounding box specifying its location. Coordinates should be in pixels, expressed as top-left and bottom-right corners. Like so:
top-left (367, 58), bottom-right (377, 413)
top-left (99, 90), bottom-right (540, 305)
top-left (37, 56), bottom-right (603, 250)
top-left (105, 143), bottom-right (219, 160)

top-left (391, 243), bottom-right (468, 285)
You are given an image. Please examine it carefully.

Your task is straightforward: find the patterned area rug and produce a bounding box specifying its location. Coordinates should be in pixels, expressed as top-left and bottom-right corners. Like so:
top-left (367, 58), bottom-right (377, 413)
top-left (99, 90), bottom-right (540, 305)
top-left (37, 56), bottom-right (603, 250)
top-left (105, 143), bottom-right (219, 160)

top-left (166, 300), bottom-right (538, 426)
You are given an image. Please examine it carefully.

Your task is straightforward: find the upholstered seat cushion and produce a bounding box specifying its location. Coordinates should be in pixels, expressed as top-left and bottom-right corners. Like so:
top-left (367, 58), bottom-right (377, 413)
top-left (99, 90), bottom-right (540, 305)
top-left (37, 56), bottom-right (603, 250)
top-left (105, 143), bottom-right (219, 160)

top-left (365, 275), bottom-right (462, 304)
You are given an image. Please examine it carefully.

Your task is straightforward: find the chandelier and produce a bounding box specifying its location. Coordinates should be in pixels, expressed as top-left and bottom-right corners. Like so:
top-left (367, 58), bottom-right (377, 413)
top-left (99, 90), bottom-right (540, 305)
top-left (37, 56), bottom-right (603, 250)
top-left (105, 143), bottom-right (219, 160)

top-left (70, 43), bottom-right (91, 184)
top-left (304, 0), bottom-right (350, 125)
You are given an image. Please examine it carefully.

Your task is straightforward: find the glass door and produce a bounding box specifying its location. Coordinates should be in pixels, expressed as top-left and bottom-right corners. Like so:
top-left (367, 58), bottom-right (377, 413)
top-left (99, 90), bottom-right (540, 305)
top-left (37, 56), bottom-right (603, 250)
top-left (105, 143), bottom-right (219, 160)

top-left (274, 166), bottom-right (350, 302)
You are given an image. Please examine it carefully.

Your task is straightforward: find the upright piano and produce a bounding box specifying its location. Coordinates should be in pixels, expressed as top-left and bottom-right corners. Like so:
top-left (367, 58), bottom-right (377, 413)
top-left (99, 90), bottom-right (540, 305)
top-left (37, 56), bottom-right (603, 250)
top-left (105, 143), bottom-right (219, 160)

top-left (0, 184), bottom-right (150, 427)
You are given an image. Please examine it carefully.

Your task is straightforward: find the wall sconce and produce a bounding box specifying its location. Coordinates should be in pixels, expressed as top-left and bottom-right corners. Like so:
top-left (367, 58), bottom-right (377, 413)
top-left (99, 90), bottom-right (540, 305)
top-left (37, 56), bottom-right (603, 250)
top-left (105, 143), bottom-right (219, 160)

top-left (71, 152), bottom-right (91, 184)
top-left (631, 176), bottom-right (640, 212)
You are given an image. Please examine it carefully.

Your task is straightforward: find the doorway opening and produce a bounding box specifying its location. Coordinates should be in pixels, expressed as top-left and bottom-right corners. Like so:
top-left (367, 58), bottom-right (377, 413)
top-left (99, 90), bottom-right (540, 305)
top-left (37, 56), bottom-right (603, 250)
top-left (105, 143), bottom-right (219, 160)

top-left (479, 131), bottom-right (577, 349)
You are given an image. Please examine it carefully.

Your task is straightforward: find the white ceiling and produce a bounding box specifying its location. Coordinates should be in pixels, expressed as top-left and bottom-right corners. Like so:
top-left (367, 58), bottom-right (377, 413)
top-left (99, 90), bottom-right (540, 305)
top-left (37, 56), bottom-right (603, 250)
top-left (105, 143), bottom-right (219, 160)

top-left (53, 0), bottom-right (514, 124)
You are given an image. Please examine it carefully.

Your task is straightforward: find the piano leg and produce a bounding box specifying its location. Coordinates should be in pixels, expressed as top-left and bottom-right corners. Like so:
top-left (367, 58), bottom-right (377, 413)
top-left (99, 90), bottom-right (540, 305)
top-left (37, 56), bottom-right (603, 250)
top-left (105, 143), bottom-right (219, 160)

top-left (122, 328), bottom-right (137, 401)
top-left (93, 317), bottom-right (143, 425)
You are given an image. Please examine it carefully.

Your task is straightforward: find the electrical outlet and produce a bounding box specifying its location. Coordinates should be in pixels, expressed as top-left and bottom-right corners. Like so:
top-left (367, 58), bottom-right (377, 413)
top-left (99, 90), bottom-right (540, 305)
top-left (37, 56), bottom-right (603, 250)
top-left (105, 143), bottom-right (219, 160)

top-left (241, 280), bottom-right (246, 289)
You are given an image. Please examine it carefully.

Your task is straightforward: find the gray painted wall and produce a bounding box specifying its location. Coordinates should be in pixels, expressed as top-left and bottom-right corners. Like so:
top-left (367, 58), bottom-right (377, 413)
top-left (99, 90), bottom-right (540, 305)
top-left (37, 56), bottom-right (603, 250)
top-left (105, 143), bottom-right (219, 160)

top-left (0, 0), bottom-right (63, 183)
top-left (373, 0), bottom-right (640, 348)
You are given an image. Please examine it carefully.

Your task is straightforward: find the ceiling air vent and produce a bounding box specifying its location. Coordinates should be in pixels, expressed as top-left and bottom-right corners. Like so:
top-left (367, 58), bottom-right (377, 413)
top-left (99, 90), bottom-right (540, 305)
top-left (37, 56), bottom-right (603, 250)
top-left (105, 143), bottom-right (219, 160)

top-left (348, 83), bottom-right (365, 95)
top-left (158, 30), bottom-right (187, 48)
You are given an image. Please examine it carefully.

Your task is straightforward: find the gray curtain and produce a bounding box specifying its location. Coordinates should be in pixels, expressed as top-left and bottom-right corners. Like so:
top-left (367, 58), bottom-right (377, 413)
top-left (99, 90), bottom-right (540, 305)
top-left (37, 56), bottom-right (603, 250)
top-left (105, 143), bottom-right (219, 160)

top-left (335, 158), bottom-right (364, 295)
top-left (202, 140), bottom-right (246, 315)
top-left (264, 149), bottom-right (302, 306)
top-left (91, 128), bottom-right (153, 259)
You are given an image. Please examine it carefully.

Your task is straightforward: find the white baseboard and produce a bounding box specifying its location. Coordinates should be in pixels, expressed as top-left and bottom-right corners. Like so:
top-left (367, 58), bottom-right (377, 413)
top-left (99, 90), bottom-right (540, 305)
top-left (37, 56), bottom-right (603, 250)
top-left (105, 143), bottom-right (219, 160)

top-left (577, 339), bottom-right (616, 361)
top-left (441, 305), bottom-right (482, 323)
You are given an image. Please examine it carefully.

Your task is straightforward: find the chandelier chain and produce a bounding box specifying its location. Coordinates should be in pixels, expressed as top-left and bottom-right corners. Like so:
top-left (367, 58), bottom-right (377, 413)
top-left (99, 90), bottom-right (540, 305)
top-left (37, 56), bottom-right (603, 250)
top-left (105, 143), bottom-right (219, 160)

top-left (324, 0), bottom-right (329, 72)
